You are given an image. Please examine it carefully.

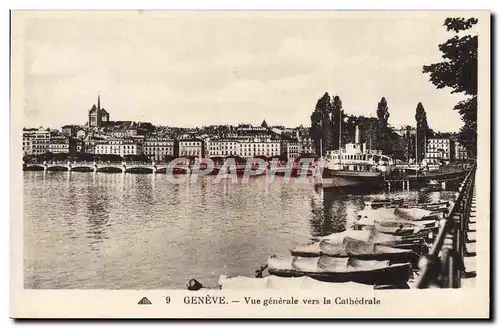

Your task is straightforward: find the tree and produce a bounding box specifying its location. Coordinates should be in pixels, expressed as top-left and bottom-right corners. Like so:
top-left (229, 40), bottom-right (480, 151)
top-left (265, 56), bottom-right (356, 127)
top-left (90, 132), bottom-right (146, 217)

top-left (310, 92), bottom-right (333, 155)
top-left (330, 95), bottom-right (343, 150)
top-left (53, 152), bottom-right (69, 162)
top-left (73, 152), bottom-right (96, 162)
top-left (415, 102), bottom-right (430, 162)
top-left (310, 110), bottom-right (323, 155)
top-left (376, 97), bottom-right (390, 154)
top-left (97, 154), bottom-right (123, 162)
top-left (38, 152), bottom-right (54, 162)
top-left (402, 125), bottom-right (416, 162)
top-left (124, 154), bottom-right (150, 162)
top-left (23, 154), bottom-right (37, 163)
top-left (423, 17), bottom-right (478, 156)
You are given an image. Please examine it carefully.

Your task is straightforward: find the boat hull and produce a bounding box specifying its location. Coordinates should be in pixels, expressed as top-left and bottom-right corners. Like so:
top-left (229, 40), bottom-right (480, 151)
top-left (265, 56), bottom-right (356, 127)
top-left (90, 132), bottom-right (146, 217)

top-left (289, 250), bottom-right (416, 264)
top-left (269, 263), bottom-right (412, 285)
top-left (319, 170), bottom-right (385, 189)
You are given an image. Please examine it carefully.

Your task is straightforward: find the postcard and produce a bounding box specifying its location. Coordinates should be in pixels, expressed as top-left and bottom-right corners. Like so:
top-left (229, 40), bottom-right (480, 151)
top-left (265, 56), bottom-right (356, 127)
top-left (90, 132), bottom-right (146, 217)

top-left (10, 10), bottom-right (490, 318)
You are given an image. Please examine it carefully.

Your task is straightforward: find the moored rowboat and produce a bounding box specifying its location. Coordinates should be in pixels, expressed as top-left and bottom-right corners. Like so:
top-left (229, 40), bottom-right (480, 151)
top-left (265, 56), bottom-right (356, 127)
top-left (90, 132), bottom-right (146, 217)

top-left (308, 228), bottom-right (428, 253)
top-left (218, 275), bottom-right (373, 290)
top-left (319, 237), bottom-right (414, 263)
top-left (291, 236), bottom-right (414, 263)
top-left (267, 255), bottom-right (411, 285)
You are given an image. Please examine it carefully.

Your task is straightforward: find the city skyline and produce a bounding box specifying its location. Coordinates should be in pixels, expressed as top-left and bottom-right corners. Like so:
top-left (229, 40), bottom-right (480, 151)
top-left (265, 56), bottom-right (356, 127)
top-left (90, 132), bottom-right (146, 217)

top-left (23, 11), bottom-right (470, 132)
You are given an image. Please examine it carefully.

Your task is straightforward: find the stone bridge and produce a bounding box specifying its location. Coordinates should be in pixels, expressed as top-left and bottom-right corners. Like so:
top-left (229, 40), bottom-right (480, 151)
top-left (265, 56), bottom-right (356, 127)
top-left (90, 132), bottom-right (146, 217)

top-left (23, 161), bottom-right (189, 174)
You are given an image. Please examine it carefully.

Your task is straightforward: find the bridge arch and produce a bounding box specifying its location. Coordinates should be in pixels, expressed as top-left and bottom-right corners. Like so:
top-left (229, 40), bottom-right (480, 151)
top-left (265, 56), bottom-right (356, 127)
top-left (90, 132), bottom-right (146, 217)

top-left (124, 166), bottom-right (154, 174)
top-left (46, 165), bottom-right (68, 171)
top-left (96, 166), bottom-right (123, 173)
top-left (24, 164), bottom-right (45, 171)
top-left (71, 165), bottom-right (94, 172)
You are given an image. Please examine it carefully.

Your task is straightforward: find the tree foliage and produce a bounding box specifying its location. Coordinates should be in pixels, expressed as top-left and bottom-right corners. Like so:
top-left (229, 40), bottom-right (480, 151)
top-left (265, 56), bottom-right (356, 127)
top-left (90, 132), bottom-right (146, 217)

top-left (423, 17), bottom-right (478, 156)
top-left (310, 92), bottom-right (345, 155)
top-left (310, 93), bottom-right (331, 155)
top-left (310, 93), bottom-right (408, 159)
top-left (376, 97), bottom-right (391, 154)
top-left (97, 154), bottom-right (123, 162)
top-left (415, 102), bottom-right (430, 162)
top-left (331, 95), bottom-right (344, 151)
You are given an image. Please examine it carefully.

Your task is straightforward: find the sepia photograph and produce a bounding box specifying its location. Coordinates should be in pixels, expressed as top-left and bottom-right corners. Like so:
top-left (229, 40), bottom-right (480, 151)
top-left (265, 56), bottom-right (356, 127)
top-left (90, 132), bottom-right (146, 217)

top-left (10, 10), bottom-right (491, 318)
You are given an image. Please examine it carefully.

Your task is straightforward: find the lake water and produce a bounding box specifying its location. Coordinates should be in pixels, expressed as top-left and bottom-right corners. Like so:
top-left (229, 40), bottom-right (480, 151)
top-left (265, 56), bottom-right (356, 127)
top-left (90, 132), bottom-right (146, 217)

top-left (23, 171), bottom-right (454, 289)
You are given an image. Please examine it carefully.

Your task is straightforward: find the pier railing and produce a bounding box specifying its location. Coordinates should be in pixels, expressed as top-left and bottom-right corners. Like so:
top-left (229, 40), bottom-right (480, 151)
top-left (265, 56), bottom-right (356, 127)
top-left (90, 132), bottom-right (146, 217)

top-left (415, 167), bottom-right (476, 288)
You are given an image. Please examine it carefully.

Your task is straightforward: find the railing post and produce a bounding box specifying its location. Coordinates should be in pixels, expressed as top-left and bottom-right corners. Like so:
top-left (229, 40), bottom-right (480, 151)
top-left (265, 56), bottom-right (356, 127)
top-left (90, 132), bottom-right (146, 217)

top-left (440, 248), bottom-right (451, 288)
top-left (416, 168), bottom-right (474, 289)
top-left (451, 218), bottom-right (462, 288)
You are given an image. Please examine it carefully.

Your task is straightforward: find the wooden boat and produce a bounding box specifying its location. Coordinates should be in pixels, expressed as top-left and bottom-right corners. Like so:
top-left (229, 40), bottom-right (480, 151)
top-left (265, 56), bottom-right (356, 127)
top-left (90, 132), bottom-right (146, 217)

top-left (365, 220), bottom-right (438, 237)
top-left (420, 180), bottom-right (443, 192)
top-left (291, 236), bottom-right (414, 263)
top-left (357, 207), bottom-right (439, 222)
top-left (356, 215), bottom-right (438, 229)
top-left (319, 237), bottom-right (414, 262)
top-left (218, 275), bottom-right (373, 290)
top-left (364, 197), bottom-right (404, 208)
top-left (267, 255), bottom-right (411, 285)
top-left (311, 230), bottom-right (373, 243)
top-left (309, 229), bottom-right (427, 253)
top-left (293, 240), bottom-right (426, 257)
top-left (404, 200), bottom-right (449, 209)
top-left (291, 242), bottom-right (323, 257)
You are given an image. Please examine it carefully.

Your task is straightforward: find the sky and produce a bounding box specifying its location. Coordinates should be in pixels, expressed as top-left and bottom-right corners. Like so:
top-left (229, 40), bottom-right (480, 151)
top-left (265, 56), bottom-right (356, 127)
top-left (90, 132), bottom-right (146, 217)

top-left (18, 11), bottom-right (475, 132)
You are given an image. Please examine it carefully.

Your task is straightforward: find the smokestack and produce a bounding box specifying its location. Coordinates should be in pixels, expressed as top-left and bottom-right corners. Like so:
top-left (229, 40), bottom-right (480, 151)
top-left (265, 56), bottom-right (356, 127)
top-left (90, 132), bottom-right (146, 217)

top-left (355, 125), bottom-right (360, 144)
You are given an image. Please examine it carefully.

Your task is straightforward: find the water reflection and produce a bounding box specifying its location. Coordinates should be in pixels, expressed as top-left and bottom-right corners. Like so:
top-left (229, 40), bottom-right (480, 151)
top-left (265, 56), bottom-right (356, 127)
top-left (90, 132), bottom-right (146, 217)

top-left (86, 177), bottom-right (110, 252)
top-left (309, 188), bottom-right (349, 237)
top-left (23, 171), bottom-right (458, 289)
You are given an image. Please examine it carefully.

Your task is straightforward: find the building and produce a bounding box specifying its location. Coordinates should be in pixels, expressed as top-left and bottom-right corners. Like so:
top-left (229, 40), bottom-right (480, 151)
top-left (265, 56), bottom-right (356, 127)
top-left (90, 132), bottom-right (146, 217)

top-left (426, 138), bottom-right (454, 161)
top-left (299, 137), bottom-right (315, 155)
top-left (88, 95), bottom-right (110, 128)
top-left (61, 125), bottom-right (80, 137)
top-left (236, 123), bottom-right (269, 137)
top-left (208, 138), bottom-right (240, 157)
top-left (76, 129), bottom-right (87, 140)
top-left (202, 137), bottom-right (211, 158)
top-left (143, 137), bottom-right (175, 161)
top-left (286, 140), bottom-right (300, 161)
top-left (22, 128), bottom-right (36, 155)
top-left (105, 121), bottom-right (153, 138)
top-left (75, 139), bottom-right (85, 154)
top-left (238, 137), bottom-right (281, 158)
top-left (95, 139), bottom-right (143, 157)
top-left (454, 141), bottom-right (469, 161)
top-left (48, 136), bottom-right (71, 154)
top-left (23, 127), bottom-right (51, 155)
top-left (178, 138), bottom-right (204, 157)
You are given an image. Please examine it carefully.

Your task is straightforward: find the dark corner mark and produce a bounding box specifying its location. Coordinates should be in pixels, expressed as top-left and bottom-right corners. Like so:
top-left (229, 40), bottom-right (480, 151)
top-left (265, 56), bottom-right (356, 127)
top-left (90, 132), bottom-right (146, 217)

top-left (488, 11), bottom-right (495, 323)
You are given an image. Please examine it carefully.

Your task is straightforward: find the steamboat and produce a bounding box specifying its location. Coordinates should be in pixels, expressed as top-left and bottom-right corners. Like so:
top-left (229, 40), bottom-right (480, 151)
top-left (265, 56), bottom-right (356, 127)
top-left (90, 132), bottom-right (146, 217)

top-left (318, 125), bottom-right (395, 189)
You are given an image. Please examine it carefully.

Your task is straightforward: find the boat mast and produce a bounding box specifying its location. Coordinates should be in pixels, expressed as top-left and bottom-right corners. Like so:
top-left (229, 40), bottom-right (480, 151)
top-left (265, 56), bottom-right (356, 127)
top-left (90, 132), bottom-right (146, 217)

top-left (339, 110), bottom-right (342, 166)
top-left (369, 112), bottom-right (372, 153)
top-left (424, 134), bottom-right (427, 160)
top-left (415, 129), bottom-right (418, 164)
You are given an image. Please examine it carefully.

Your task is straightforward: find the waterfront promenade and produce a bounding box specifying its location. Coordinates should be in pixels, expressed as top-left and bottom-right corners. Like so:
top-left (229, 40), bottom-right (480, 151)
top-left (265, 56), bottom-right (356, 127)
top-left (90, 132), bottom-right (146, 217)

top-left (415, 168), bottom-right (477, 288)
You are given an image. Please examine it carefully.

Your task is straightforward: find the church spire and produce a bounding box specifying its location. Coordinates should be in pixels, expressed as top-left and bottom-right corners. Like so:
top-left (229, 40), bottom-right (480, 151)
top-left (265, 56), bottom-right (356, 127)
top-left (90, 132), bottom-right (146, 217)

top-left (97, 94), bottom-right (101, 110)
